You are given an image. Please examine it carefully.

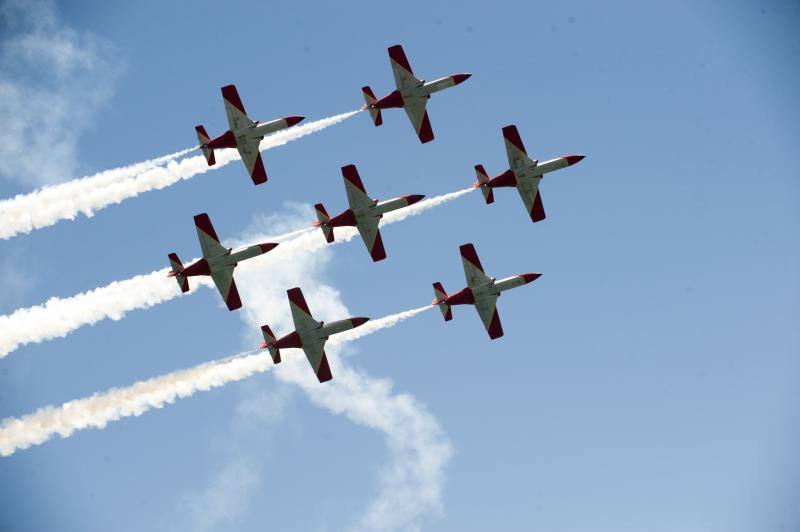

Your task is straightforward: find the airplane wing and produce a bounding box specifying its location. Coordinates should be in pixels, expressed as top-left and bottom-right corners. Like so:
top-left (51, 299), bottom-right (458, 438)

top-left (287, 287), bottom-right (321, 332)
top-left (194, 213), bottom-right (227, 259)
top-left (403, 97), bottom-right (434, 143)
top-left (236, 138), bottom-right (268, 185)
top-left (341, 164), bottom-right (373, 210)
top-left (474, 293), bottom-right (504, 340)
top-left (459, 243), bottom-right (491, 287)
top-left (502, 125), bottom-right (535, 170)
top-left (516, 177), bottom-right (546, 223)
top-left (210, 267), bottom-right (242, 311)
top-left (356, 218), bottom-right (387, 262)
top-left (301, 339), bottom-right (334, 383)
top-left (388, 45), bottom-right (422, 91)
top-left (221, 85), bottom-right (253, 131)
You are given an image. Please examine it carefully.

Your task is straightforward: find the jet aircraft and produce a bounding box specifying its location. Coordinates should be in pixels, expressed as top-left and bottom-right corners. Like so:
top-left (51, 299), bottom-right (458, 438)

top-left (361, 44), bottom-right (471, 143)
top-left (474, 125), bottom-right (585, 222)
top-left (432, 243), bottom-right (541, 339)
top-left (259, 287), bottom-right (369, 383)
top-left (313, 164), bottom-right (424, 262)
top-left (167, 213), bottom-right (278, 311)
top-left (195, 84), bottom-right (305, 185)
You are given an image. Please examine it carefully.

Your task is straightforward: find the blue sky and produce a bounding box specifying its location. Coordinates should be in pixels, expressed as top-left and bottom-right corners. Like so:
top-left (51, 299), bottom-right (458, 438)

top-left (0, 0), bottom-right (798, 530)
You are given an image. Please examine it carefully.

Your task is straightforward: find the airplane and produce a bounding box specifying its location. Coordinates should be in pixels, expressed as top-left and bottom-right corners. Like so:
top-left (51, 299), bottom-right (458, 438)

top-left (194, 84), bottom-right (305, 185)
top-left (432, 243), bottom-right (541, 340)
top-left (259, 287), bottom-right (369, 383)
top-left (313, 164), bottom-right (424, 262)
top-left (361, 44), bottom-right (471, 143)
top-left (167, 213), bottom-right (278, 311)
top-left (473, 125), bottom-right (585, 223)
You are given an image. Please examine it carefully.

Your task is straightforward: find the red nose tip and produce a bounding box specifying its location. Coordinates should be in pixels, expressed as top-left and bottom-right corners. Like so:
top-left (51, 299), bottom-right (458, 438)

top-left (564, 155), bottom-right (585, 166)
top-left (259, 341), bottom-right (268, 349)
top-left (258, 243), bottom-right (279, 253)
top-left (452, 73), bottom-right (472, 85)
top-left (284, 115), bottom-right (305, 127)
top-left (350, 317), bottom-right (370, 328)
top-left (521, 273), bottom-right (542, 284)
top-left (404, 194), bottom-right (425, 205)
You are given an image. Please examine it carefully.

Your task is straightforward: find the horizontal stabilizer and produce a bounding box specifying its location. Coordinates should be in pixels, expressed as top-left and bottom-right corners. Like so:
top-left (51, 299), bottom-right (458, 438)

top-left (167, 253), bottom-right (189, 293)
top-left (314, 203), bottom-right (334, 243)
top-left (432, 282), bottom-right (452, 321)
top-left (195, 125), bottom-right (215, 166)
top-left (260, 324), bottom-right (281, 364)
top-left (362, 86), bottom-right (382, 126)
top-left (474, 164), bottom-right (494, 204)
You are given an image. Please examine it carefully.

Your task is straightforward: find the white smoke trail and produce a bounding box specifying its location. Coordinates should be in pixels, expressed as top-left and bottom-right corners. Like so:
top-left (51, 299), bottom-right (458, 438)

top-left (0, 111), bottom-right (360, 240)
top-left (0, 147), bottom-right (194, 239)
top-left (0, 226), bottom-right (313, 358)
top-left (0, 306), bottom-right (431, 457)
top-left (0, 189), bottom-right (472, 358)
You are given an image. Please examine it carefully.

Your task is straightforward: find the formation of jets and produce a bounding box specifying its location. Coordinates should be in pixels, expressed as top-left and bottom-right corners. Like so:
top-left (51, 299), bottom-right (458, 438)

top-left (170, 44), bottom-right (586, 383)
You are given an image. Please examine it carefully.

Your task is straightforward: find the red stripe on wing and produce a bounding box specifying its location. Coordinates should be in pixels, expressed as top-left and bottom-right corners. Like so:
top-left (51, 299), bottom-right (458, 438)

top-left (341, 164), bottom-right (367, 193)
top-left (225, 278), bottom-right (242, 311)
top-left (250, 153), bottom-right (268, 185)
top-left (459, 243), bottom-right (485, 273)
top-left (388, 45), bottom-right (414, 75)
top-left (487, 309), bottom-right (504, 340)
top-left (502, 125), bottom-right (527, 155)
top-left (530, 191), bottom-right (546, 223)
top-left (221, 84), bottom-right (247, 115)
top-left (417, 111), bottom-right (434, 144)
top-left (316, 352), bottom-right (333, 383)
top-left (287, 287), bottom-right (311, 315)
top-left (193, 213), bottom-right (220, 242)
top-left (370, 229), bottom-right (387, 262)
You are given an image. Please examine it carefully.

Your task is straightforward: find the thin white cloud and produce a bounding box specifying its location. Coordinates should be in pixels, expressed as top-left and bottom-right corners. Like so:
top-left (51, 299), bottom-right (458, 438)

top-left (233, 207), bottom-right (453, 531)
top-left (0, 0), bottom-right (122, 187)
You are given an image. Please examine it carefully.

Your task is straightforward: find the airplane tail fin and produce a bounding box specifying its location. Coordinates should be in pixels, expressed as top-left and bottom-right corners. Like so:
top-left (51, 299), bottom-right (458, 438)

top-left (167, 253), bottom-right (190, 293)
top-left (361, 86), bottom-right (383, 126)
top-left (474, 165), bottom-right (494, 204)
top-left (195, 125), bottom-right (216, 166)
top-left (432, 282), bottom-right (452, 321)
top-left (313, 203), bottom-right (335, 243)
top-left (260, 324), bottom-right (281, 364)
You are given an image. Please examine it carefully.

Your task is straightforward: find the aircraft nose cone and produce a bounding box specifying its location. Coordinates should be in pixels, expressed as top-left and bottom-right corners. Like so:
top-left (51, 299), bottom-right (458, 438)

top-left (285, 115), bottom-right (305, 127)
top-left (259, 243), bottom-right (279, 253)
top-left (452, 73), bottom-right (472, 85)
top-left (521, 273), bottom-right (542, 284)
top-left (405, 194), bottom-right (425, 205)
top-left (565, 154), bottom-right (585, 166)
top-left (258, 341), bottom-right (268, 349)
top-left (350, 317), bottom-right (370, 328)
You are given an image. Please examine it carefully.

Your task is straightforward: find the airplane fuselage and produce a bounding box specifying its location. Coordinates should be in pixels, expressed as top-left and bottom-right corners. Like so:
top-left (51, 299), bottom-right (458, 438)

top-left (271, 318), bottom-right (365, 350)
top-left (324, 195), bottom-right (424, 229)
top-left (179, 243), bottom-right (276, 278)
top-left (443, 274), bottom-right (540, 307)
top-left (371, 74), bottom-right (470, 110)
top-left (489, 155), bottom-right (584, 190)
top-left (205, 118), bottom-right (293, 151)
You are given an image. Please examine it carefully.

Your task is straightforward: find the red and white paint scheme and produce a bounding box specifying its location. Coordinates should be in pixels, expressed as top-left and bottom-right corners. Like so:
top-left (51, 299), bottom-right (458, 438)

top-left (432, 243), bottom-right (541, 340)
top-left (361, 44), bottom-right (471, 144)
top-left (194, 84), bottom-right (305, 185)
top-left (167, 213), bottom-right (278, 311)
top-left (313, 164), bottom-right (424, 262)
top-left (473, 125), bottom-right (585, 223)
top-left (259, 287), bottom-right (369, 383)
